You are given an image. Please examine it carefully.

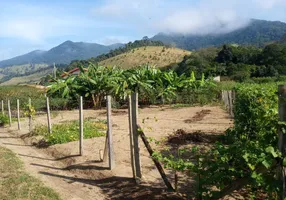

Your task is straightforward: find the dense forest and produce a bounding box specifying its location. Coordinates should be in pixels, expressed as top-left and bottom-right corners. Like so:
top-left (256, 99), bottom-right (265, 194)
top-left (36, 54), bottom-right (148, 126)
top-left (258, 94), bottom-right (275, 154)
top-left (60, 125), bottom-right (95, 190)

top-left (167, 35), bottom-right (286, 82)
top-left (152, 19), bottom-right (286, 50)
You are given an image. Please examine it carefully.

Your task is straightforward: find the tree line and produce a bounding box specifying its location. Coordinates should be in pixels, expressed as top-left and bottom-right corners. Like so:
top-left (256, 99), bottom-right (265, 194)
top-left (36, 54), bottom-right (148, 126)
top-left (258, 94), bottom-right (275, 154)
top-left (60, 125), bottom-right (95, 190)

top-left (170, 36), bottom-right (286, 81)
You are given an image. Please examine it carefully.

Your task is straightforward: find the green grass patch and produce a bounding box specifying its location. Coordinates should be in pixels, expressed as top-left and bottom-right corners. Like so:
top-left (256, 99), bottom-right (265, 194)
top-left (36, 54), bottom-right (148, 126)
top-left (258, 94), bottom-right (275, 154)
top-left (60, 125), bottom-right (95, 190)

top-left (0, 114), bottom-right (9, 127)
top-left (0, 146), bottom-right (61, 200)
top-left (31, 119), bottom-right (106, 145)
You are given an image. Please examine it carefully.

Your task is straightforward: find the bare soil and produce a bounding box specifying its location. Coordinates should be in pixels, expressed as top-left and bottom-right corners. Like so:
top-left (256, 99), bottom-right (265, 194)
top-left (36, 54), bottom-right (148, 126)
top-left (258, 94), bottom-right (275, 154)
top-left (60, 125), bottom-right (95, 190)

top-left (0, 105), bottom-right (233, 200)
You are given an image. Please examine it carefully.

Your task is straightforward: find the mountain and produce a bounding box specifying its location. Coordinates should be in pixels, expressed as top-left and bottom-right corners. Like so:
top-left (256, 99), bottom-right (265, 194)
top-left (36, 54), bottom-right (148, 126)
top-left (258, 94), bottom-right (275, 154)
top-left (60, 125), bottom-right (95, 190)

top-left (0, 41), bottom-right (124, 68)
top-left (98, 46), bottom-right (191, 69)
top-left (152, 19), bottom-right (286, 50)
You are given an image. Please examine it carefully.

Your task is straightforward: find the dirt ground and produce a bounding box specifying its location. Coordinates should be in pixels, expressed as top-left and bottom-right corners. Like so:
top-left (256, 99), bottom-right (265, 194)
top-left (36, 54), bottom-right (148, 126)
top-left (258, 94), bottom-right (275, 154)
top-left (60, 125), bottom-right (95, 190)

top-left (0, 105), bottom-right (233, 200)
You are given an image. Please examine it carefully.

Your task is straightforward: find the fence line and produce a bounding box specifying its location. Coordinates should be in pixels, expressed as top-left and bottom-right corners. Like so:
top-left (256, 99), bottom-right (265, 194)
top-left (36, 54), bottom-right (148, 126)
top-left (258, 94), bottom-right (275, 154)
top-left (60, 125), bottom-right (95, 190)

top-left (1, 100), bottom-right (3, 115)
top-left (17, 99), bottom-right (21, 130)
top-left (128, 95), bottom-right (135, 178)
top-left (222, 90), bottom-right (235, 117)
top-left (46, 97), bottom-right (52, 134)
top-left (131, 92), bottom-right (142, 179)
top-left (79, 96), bottom-right (84, 156)
top-left (7, 100), bottom-right (12, 127)
top-left (106, 95), bottom-right (115, 170)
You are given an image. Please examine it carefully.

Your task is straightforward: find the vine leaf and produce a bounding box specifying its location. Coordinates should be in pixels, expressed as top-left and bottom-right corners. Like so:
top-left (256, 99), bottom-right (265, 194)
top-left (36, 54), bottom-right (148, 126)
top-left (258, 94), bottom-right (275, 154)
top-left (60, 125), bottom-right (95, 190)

top-left (265, 146), bottom-right (278, 158)
top-left (283, 158), bottom-right (286, 167)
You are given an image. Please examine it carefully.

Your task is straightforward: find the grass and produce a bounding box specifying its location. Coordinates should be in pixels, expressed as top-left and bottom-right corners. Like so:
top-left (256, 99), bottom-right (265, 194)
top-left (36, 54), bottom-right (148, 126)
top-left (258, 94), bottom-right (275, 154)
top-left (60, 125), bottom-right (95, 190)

top-left (0, 114), bottom-right (9, 127)
top-left (0, 64), bottom-right (50, 85)
top-left (0, 146), bottom-right (61, 200)
top-left (31, 119), bottom-right (106, 145)
top-left (99, 46), bottom-right (191, 69)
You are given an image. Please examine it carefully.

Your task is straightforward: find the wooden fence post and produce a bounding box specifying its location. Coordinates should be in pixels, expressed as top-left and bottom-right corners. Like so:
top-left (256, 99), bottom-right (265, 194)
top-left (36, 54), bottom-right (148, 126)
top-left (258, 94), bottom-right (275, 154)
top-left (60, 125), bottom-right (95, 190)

top-left (17, 99), bottom-right (21, 130)
top-left (106, 95), bottom-right (115, 169)
top-left (137, 125), bottom-right (174, 191)
top-left (7, 100), bottom-right (12, 127)
top-left (1, 100), bottom-right (4, 115)
top-left (79, 96), bottom-right (83, 156)
top-left (46, 97), bottom-right (52, 134)
top-left (131, 92), bottom-right (142, 179)
top-left (278, 85), bottom-right (286, 199)
top-left (28, 98), bottom-right (32, 132)
top-left (128, 95), bottom-right (136, 178)
top-left (229, 91), bottom-right (234, 117)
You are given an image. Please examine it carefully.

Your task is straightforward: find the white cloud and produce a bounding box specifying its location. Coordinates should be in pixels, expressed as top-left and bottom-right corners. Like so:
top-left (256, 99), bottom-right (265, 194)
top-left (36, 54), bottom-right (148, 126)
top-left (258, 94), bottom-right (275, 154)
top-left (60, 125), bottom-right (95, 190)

top-left (253, 0), bottom-right (285, 9)
top-left (93, 0), bottom-right (286, 35)
top-left (158, 8), bottom-right (250, 35)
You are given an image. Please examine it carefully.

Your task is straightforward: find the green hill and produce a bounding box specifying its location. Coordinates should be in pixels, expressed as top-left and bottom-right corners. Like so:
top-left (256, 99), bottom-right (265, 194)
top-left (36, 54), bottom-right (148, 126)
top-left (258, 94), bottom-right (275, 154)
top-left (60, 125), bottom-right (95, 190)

top-left (152, 19), bottom-right (286, 50)
top-left (98, 46), bottom-right (191, 69)
top-left (0, 41), bottom-right (124, 68)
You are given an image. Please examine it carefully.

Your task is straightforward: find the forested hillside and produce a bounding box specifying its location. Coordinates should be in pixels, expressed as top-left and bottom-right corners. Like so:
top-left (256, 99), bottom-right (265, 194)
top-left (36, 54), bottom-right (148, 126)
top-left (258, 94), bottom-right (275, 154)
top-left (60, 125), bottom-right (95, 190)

top-left (152, 19), bottom-right (286, 50)
top-left (0, 41), bottom-right (124, 68)
top-left (169, 35), bottom-right (286, 81)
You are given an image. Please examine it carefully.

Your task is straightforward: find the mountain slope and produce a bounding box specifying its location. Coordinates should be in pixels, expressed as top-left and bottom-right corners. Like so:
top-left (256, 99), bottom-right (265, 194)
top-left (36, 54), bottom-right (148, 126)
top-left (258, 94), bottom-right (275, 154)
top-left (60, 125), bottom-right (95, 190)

top-left (0, 41), bottom-right (124, 68)
top-left (98, 46), bottom-right (191, 69)
top-left (152, 19), bottom-right (286, 50)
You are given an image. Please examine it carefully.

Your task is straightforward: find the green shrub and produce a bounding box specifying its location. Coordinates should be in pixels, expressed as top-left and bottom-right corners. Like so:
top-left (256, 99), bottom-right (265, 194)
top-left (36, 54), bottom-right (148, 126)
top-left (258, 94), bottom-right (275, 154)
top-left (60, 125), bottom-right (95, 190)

top-left (31, 120), bottom-right (106, 145)
top-left (154, 83), bottom-right (282, 198)
top-left (200, 84), bottom-right (281, 198)
top-left (0, 114), bottom-right (9, 127)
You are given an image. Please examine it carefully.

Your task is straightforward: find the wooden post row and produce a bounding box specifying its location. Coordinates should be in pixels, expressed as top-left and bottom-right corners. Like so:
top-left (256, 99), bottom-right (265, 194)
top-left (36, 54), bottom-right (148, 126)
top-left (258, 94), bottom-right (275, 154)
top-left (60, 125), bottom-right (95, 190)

top-left (79, 96), bottom-right (83, 156)
top-left (131, 92), bottom-right (142, 179)
top-left (17, 99), bottom-right (21, 130)
top-left (128, 95), bottom-right (136, 178)
top-left (1, 100), bottom-right (4, 115)
top-left (106, 95), bottom-right (115, 169)
top-left (28, 98), bottom-right (32, 132)
top-left (46, 97), bottom-right (52, 134)
top-left (278, 85), bottom-right (286, 199)
top-left (7, 100), bottom-right (12, 127)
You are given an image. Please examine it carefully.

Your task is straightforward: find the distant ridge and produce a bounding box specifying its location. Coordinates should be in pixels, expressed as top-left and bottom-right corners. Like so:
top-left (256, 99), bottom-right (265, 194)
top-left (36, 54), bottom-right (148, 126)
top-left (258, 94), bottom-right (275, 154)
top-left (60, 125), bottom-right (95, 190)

top-left (0, 41), bottom-right (124, 68)
top-left (152, 19), bottom-right (286, 50)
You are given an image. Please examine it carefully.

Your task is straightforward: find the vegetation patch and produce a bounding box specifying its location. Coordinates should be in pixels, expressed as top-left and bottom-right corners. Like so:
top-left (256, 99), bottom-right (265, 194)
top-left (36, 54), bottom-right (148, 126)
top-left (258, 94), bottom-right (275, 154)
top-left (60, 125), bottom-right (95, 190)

top-left (154, 83), bottom-right (282, 199)
top-left (31, 120), bottom-right (106, 145)
top-left (0, 114), bottom-right (9, 127)
top-left (0, 146), bottom-right (61, 200)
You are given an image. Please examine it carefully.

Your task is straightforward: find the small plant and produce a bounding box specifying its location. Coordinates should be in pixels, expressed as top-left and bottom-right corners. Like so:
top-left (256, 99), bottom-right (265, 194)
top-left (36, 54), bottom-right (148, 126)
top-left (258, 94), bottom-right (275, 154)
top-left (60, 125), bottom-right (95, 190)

top-left (31, 120), bottom-right (106, 145)
top-left (0, 114), bottom-right (9, 127)
top-left (24, 104), bottom-right (36, 119)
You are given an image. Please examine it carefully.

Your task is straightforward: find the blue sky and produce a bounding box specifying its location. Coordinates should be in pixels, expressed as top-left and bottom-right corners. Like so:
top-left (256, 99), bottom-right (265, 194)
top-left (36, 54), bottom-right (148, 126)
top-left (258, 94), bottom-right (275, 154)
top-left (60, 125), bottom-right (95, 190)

top-left (1, 0), bottom-right (286, 60)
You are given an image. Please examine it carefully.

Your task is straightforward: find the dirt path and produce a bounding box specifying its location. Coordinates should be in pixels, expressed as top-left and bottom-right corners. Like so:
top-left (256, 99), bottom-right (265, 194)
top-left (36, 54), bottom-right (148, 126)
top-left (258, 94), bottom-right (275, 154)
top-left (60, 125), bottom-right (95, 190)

top-left (0, 105), bottom-right (232, 199)
top-left (0, 127), bottom-right (106, 200)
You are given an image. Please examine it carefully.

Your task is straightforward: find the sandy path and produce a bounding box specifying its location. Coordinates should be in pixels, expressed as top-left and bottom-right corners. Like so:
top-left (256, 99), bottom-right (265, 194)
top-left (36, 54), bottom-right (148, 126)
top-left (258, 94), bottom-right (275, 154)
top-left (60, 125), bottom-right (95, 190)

top-left (0, 105), bottom-right (232, 199)
top-left (0, 124), bottom-right (106, 200)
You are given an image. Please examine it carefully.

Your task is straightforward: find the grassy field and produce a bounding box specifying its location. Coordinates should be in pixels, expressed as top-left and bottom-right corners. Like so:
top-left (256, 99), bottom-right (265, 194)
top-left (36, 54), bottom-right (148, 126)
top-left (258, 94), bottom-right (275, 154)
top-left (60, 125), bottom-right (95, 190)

top-left (99, 46), bottom-right (191, 69)
top-left (0, 146), bottom-right (61, 200)
top-left (0, 68), bottom-right (52, 86)
top-left (0, 64), bottom-right (49, 76)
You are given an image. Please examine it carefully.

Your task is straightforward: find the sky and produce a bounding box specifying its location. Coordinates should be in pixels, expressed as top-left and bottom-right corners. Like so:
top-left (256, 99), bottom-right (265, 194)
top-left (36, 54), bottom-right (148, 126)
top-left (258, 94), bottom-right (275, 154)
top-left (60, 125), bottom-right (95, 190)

top-left (0, 0), bottom-right (286, 60)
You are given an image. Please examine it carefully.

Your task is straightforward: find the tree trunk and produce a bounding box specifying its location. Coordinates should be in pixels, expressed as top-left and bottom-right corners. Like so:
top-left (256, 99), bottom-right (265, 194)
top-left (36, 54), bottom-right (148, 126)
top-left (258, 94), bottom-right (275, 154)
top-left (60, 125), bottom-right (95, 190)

top-left (91, 94), bottom-right (97, 108)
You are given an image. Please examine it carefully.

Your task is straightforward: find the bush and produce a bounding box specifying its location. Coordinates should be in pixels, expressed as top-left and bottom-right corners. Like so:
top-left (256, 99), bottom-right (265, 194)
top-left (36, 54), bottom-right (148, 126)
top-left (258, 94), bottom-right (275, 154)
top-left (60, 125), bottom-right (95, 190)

top-left (31, 120), bottom-right (106, 145)
top-left (200, 83), bottom-right (280, 198)
top-left (154, 83), bottom-right (281, 198)
top-left (0, 114), bottom-right (9, 127)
